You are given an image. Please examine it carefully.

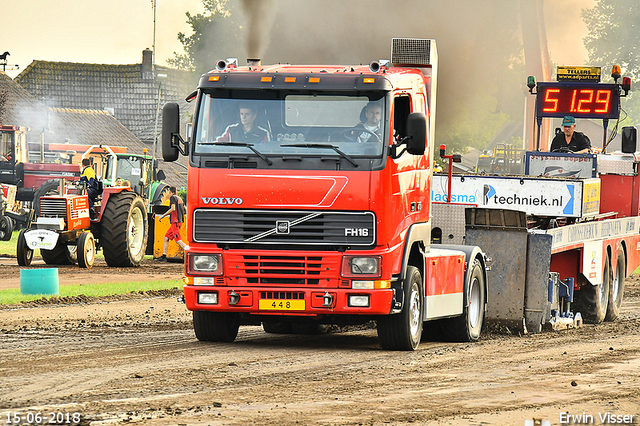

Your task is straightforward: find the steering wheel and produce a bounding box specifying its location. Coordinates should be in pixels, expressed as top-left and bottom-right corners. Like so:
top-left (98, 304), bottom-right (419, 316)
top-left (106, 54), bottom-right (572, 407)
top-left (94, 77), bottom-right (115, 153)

top-left (339, 128), bottom-right (381, 144)
top-left (552, 146), bottom-right (573, 153)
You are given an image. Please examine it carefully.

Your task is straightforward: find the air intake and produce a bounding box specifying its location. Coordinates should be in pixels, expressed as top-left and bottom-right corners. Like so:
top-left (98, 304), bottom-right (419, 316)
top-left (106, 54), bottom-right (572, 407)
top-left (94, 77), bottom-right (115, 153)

top-left (391, 38), bottom-right (435, 67)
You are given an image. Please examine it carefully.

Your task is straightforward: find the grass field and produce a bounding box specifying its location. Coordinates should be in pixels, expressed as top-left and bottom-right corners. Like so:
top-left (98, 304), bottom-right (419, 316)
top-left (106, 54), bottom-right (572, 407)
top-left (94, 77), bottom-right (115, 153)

top-left (1, 231), bottom-right (178, 305)
top-left (0, 279), bottom-right (182, 305)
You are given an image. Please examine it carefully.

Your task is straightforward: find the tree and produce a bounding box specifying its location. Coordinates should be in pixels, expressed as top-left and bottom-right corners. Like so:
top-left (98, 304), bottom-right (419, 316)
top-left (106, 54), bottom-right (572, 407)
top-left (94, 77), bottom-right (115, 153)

top-left (583, 0), bottom-right (640, 80)
top-left (583, 0), bottom-right (640, 124)
top-left (168, 0), bottom-right (243, 76)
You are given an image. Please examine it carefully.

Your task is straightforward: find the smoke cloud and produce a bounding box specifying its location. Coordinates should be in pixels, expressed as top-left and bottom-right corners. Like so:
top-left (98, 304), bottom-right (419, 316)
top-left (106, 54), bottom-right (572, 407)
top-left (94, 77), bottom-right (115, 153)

top-left (239, 0), bottom-right (277, 61)
top-left (217, 0), bottom-right (594, 149)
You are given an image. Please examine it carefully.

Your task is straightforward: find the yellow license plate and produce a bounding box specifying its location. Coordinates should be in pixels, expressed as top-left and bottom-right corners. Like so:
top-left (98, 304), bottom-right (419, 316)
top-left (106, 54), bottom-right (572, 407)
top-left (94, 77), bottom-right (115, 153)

top-left (259, 299), bottom-right (305, 311)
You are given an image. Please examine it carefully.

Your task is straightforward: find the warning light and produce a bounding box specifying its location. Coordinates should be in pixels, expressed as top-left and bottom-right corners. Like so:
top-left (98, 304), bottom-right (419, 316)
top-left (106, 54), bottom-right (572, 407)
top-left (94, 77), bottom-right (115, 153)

top-left (284, 77), bottom-right (296, 83)
top-left (308, 77), bottom-right (320, 83)
top-left (261, 76), bottom-right (273, 82)
top-left (363, 78), bottom-right (375, 83)
top-left (612, 65), bottom-right (622, 81)
top-left (208, 76), bottom-right (220, 81)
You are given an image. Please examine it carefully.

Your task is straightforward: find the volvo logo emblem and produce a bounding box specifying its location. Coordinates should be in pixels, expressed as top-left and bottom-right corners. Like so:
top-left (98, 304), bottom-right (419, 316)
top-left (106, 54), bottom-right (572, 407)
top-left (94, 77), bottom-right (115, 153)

top-left (276, 221), bottom-right (290, 234)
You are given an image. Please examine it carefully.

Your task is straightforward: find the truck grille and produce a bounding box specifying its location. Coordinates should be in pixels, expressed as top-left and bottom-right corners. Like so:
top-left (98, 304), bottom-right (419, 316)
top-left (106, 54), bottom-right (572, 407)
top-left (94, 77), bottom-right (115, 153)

top-left (226, 253), bottom-right (341, 287)
top-left (39, 198), bottom-right (67, 218)
top-left (193, 209), bottom-right (375, 246)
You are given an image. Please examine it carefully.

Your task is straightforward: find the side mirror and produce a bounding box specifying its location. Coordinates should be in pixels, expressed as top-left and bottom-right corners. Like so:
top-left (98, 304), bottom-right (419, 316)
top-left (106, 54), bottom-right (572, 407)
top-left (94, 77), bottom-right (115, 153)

top-left (186, 122), bottom-right (193, 143)
top-left (162, 103), bottom-right (180, 162)
top-left (406, 112), bottom-right (427, 155)
top-left (156, 169), bottom-right (166, 181)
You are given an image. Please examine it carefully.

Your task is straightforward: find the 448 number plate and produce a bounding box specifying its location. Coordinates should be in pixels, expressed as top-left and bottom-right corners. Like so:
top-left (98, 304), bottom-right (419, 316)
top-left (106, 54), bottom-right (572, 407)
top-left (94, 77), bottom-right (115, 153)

top-left (258, 299), bottom-right (305, 311)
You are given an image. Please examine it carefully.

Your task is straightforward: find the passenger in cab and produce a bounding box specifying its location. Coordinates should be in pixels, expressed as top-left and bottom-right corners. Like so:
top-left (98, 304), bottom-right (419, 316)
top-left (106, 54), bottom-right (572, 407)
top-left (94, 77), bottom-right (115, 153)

top-left (353, 102), bottom-right (383, 143)
top-left (549, 116), bottom-right (592, 154)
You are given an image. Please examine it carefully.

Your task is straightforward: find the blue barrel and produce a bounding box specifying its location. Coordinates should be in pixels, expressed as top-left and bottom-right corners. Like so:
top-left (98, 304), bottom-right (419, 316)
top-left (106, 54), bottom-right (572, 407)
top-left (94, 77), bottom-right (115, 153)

top-left (20, 268), bottom-right (59, 295)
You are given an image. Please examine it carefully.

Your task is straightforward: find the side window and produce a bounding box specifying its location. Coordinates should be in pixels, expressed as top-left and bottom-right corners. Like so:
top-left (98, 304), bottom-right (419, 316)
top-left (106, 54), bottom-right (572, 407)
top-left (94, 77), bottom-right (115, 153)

top-left (393, 96), bottom-right (411, 141)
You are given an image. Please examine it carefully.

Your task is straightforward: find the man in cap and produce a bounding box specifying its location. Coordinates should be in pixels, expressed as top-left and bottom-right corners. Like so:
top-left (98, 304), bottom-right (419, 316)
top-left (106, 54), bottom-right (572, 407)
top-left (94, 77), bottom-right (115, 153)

top-left (549, 116), bottom-right (592, 154)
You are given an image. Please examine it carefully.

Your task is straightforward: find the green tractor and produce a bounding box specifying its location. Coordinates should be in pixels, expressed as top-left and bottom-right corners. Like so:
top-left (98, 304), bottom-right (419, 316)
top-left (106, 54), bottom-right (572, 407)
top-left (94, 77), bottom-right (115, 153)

top-left (102, 150), bottom-right (171, 256)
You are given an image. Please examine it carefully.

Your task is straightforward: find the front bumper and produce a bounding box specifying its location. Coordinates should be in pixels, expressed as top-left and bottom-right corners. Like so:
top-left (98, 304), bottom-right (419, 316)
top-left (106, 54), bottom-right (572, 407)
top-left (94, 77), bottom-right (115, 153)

top-left (184, 285), bottom-right (394, 316)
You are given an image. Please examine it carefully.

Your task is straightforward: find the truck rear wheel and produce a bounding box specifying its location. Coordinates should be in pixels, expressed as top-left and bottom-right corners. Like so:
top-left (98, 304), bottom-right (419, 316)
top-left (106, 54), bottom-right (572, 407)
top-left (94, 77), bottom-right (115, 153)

top-left (575, 252), bottom-right (610, 324)
top-left (262, 321), bottom-right (293, 334)
top-left (77, 231), bottom-right (96, 269)
top-left (442, 258), bottom-right (485, 342)
top-left (0, 215), bottom-right (13, 241)
top-left (605, 249), bottom-right (625, 321)
top-left (193, 311), bottom-right (240, 342)
top-left (377, 265), bottom-right (423, 351)
top-left (101, 192), bottom-right (148, 267)
top-left (40, 242), bottom-right (74, 265)
top-left (17, 229), bottom-right (33, 266)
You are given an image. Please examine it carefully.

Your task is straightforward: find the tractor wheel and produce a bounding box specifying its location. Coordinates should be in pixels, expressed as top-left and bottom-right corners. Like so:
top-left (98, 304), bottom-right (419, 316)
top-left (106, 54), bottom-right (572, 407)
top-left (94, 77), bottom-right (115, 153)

top-left (17, 229), bottom-right (33, 266)
top-left (0, 215), bottom-right (14, 241)
top-left (77, 232), bottom-right (96, 269)
top-left (377, 265), bottom-right (423, 350)
top-left (193, 311), bottom-right (240, 342)
top-left (442, 258), bottom-right (486, 342)
top-left (40, 242), bottom-right (73, 265)
top-left (574, 252), bottom-right (611, 324)
top-left (33, 179), bottom-right (62, 217)
top-left (605, 249), bottom-right (625, 321)
top-left (101, 192), bottom-right (148, 267)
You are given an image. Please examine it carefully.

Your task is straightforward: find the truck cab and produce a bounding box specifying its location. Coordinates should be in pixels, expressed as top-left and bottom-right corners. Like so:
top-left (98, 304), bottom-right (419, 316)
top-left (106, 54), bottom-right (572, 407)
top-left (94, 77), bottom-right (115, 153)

top-left (163, 39), bottom-right (487, 350)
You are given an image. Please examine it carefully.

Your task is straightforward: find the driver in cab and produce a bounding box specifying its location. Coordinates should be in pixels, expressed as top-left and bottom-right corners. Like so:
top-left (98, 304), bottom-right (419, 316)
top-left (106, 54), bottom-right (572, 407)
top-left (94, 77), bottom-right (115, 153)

top-left (549, 115), bottom-right (592, 154)
top-left (217, 104), bottom-right (270, 144)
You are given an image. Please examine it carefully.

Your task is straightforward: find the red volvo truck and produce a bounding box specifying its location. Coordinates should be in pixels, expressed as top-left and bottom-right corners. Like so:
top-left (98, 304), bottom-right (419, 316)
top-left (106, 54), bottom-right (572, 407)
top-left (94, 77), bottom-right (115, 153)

top-left (162, 38), bottom-right (489, 350)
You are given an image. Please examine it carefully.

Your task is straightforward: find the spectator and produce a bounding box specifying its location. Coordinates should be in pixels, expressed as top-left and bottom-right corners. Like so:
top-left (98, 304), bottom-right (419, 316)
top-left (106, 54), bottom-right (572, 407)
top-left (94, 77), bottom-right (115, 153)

top-left (155, 186), bottom-right (188, 261)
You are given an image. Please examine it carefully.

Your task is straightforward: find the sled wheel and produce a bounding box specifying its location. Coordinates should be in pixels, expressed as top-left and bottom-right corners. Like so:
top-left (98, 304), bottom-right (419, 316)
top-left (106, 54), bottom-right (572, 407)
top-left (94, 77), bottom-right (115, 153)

top-left (575, 252), bottom-right (611, 324)
top-left (377, 265), bottom-right (423, 350)
top-left (605, 248), bottom-right (625, 321)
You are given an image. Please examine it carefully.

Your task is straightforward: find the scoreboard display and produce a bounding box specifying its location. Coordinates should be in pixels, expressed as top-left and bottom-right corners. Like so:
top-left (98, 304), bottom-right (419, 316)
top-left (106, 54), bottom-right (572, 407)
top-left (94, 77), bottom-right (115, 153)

top-left (535, 82), bottom-right (620, 120)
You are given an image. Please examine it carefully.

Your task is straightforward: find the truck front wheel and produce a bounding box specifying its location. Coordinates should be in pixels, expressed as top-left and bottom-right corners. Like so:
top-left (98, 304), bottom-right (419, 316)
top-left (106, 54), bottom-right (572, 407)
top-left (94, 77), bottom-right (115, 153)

top-left (575, 253), bottom-right (611, 324)
top-left (377, 265), bottom-right (423, 351)
top-left (193, 311), bottom-right (240, 342)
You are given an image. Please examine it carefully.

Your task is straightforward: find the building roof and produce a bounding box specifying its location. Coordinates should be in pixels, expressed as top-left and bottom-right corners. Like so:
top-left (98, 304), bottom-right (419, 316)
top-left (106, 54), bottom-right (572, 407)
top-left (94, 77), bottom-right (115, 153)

top-left (14, 52), bottom-right (194, 146)
top-left (0, 71), bottom-right (48, 136)
top-left (13, 51), bottom-right (192, 186)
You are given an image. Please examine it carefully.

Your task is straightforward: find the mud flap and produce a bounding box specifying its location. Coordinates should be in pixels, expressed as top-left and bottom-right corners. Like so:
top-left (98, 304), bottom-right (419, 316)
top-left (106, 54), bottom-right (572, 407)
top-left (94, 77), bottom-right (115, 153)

top-left (524, 233), bottom-right (553, 333)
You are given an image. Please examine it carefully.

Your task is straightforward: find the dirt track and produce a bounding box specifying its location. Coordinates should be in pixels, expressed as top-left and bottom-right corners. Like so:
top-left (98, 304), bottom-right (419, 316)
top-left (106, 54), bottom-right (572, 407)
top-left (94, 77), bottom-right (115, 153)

top-left (1, 262), bottom-right (639, 425)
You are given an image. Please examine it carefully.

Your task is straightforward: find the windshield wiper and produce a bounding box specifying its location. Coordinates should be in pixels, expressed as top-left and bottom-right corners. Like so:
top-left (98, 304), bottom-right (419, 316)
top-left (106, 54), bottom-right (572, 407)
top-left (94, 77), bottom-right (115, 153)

top-left (201, 141), bottom-right (272, 165)
top-left (281, 143), bottom-right (358, 167)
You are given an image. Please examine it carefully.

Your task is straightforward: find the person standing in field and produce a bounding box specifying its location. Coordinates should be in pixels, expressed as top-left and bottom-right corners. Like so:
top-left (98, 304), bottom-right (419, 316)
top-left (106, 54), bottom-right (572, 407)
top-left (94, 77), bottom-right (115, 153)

top-left (155, 186), bottom-right (188, 261)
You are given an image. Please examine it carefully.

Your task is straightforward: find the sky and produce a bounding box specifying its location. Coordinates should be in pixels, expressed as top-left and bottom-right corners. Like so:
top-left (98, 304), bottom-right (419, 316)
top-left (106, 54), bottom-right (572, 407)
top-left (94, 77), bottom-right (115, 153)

top-left (2, 0), bottom-right (595, 80)
top-left (2, 0), bottom-right (204, 78)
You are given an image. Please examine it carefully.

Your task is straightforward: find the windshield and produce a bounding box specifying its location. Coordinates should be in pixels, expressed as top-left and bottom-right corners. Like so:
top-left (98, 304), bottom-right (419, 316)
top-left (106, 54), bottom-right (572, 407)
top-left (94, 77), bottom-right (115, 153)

top-left (193, 91), bottom-right (387, 157)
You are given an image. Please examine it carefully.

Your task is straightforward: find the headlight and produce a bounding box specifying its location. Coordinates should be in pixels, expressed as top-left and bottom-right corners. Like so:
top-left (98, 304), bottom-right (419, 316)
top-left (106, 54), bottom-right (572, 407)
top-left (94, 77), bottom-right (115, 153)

top-left (341, 255), bottom-right (382, 277)
top-left (198, 292), bottom-right (218, 304)
top-left (192, 254), bottom-right (221, 272)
